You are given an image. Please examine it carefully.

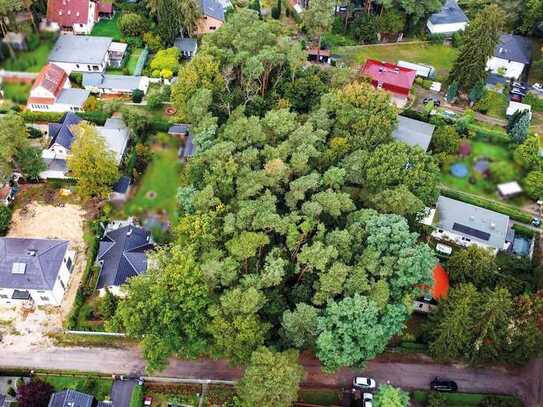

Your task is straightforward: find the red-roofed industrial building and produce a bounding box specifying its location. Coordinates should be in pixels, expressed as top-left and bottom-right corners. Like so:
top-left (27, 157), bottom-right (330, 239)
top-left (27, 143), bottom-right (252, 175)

top-left (361, 59), bottom-right (416, 107)
top-left (44, 0), bottom-right (113, 34)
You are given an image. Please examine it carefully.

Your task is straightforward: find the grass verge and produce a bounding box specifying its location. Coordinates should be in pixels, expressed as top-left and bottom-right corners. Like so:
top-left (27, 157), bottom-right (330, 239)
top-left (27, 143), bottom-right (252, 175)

top-left (37, 373), bottom-right (113, 401)
top-left (412, 390), bottom-right (523, 406)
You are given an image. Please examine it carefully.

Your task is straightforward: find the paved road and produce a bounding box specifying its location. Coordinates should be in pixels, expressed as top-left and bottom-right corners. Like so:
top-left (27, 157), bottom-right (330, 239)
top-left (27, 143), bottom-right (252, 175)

top-left (1, 347), bottom-right (541, 406)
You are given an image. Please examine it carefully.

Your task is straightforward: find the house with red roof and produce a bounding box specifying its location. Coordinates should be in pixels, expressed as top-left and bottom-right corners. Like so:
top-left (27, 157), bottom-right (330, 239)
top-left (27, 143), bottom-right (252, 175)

top-left (27, 63), bottom-right (89, 112)
top-left (361, 59), bottom-right (416, 107)
top-left (44, 0), bottom-right (113, 34)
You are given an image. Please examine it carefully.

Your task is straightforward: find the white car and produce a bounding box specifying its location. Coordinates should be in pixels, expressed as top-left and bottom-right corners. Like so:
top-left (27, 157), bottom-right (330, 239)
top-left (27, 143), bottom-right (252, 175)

top-left (363, 392), bottom-right (373, 407)
top-left (353, 377), bottom-right (376, 389)
top-left (533, 83), bottom-right (543, 91)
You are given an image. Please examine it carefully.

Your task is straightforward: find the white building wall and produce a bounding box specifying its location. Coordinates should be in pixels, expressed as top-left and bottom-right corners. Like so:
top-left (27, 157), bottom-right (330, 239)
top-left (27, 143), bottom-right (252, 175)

top-left (427, 21), bottom-right (467, 35)
top-left (486, 57), bottom-right (525, 80)
top-left (29, 102), bottom-right (83, 113)
top-left (432, 229), bottom-right (499, 255)
top-left (50, 59), bottom-right (107, 75)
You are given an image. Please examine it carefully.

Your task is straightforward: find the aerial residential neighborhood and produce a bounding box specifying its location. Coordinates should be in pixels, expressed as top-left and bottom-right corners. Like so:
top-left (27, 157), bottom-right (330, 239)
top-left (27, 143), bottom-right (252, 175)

top-left (0, 0), bottom-right (542, 406)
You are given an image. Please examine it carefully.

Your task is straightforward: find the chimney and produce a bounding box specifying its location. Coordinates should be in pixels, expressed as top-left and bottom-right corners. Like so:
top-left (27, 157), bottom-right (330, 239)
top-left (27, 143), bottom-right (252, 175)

top-left (126, 227), bottom-right (132, 237)
top-left (490, 222), bottom-right (496, 229)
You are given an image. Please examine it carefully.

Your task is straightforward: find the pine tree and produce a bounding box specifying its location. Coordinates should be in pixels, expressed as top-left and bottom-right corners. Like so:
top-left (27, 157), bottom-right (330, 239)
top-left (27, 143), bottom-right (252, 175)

top-left (446, 80), bottom-right (458, 102)
top-left (468, 80), bottom-right (485, 104)
top-left (448, 5), bottom-right (505, 91)
top-left (509, 110), bottom-right (530, 144)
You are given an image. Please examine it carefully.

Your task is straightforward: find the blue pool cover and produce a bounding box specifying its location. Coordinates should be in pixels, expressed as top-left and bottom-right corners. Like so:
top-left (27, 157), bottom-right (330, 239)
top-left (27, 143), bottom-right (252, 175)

top-left (512, 236), bottom-right (530, 256)
top-left (451, 163), bottom-right (469, 178)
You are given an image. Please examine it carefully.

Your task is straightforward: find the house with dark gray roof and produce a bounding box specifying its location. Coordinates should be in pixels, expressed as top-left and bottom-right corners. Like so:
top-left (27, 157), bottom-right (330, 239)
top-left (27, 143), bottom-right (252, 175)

top-left (82, 73), bottom-right (150, 96)
top-left (427, 0), bottom-right (468, 36)
top-left (96, 223), bottom-right (153, 296)
top-left (48, 35), bottom-right (127, 74)
top-left (427, 196), bottom-right (512, 253)
top-left (110, 175), bottom-right (132, 204)
top-left (48, 390), bottom-right (94, 407)
top-left (174, 37), bottom-right (198, 58)
top-left (196, 0), bottom-right (224, 35)
top-left (392, 116), bottom-right (435, 151)
top-left (486, 34), bottom-right (533, 80)
top-left (0, 237), bottom-right (75, 306)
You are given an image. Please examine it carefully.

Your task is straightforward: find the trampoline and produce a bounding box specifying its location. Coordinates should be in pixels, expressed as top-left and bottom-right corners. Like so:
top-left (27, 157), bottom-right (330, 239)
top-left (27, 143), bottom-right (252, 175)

top-left (451, 163), bottom-right (468, 178)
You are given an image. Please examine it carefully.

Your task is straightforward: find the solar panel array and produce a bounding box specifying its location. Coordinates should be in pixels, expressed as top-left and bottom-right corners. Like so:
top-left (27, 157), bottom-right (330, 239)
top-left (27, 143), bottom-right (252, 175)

top-left (452, 223), bottom-right (491, 241)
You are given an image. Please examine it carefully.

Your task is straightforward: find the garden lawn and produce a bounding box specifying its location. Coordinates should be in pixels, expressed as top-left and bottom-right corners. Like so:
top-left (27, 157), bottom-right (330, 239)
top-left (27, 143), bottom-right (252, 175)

top-left (108, 48), bottom-right (143, 75)
top-left (91, 13), bottom-right (122, 41)
top-left (38, 374), bottom-right (113, 401)
top-left (125, 148), bottom-right (181, 221)
top-left (334, 42), bottom-right (458, 80)
top-left (3, 82), bottom-right (31, 104)
top-left (412, 390), bottom-right (522, 406)
top-left (0, 39), bottom-right (54, 72)
top-left (440, 140), bottom-right (515, 198)
top-left (477, 91), bottom-right (508, 119)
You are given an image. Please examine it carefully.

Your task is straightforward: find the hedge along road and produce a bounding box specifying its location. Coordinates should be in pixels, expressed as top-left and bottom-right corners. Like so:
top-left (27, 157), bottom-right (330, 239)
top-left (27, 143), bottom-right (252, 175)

top-left (1, 346), bottom-right (540, 405)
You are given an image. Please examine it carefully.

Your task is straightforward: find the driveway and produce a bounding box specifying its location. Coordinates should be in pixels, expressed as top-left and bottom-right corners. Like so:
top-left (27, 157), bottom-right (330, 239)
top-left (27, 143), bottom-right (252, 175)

top-left (111, 379), bottom-right (137, 407)
top-left (0, 347), bottom-right (541, 406)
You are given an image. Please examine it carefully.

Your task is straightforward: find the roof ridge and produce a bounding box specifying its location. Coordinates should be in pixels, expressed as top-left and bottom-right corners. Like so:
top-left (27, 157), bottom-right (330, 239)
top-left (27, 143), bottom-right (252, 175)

top-left (35, 240), bottom-right (68, 289)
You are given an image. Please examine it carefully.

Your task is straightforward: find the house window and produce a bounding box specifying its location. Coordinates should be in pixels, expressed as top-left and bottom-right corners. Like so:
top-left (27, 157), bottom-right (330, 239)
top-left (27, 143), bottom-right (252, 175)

top-left (66, 257), bottom-right (73, 272)
top-left (210, 26), bottom-right (216, 30)
top-left (87, 65), bottom-right (91, 70)
top-left (76, 64), bottom-right (80, 68)
top-left (59, 278), bottom-right (65, 290)
top-left (92, 65), bottom-right (99, 71)
top-left (40, 296), bottom-right (49, 302)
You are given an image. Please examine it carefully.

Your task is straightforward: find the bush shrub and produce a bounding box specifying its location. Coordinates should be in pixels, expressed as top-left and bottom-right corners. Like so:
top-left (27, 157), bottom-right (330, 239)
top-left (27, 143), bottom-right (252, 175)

top-left (132, 89), bottom-right (144, 103)
top-left (0, 206), bottom-right (12, 235)
top-left (69, 72), bottom-right (83, 86)
top-left (523, 93), bottom-right (543, 112)
top-left (118, 13), bottom-right (147, 37)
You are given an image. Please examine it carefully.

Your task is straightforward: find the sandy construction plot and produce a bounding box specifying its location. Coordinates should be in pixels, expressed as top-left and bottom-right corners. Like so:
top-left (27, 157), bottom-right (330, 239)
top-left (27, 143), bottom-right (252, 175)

top-left (0, 202), bottom-right (87, 351)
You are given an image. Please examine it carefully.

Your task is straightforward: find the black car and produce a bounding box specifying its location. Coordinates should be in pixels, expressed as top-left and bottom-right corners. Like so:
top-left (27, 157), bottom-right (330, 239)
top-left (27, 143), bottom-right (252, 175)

top-left (422, 97), bottom-right (441, 107)
top-left (430, 377), bottom-right (458, 392)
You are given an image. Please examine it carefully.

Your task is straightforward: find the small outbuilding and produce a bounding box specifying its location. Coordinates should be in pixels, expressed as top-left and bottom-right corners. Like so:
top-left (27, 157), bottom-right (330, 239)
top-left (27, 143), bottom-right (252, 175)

top-left (2, 32), bottom-right (27, 51)
top-left (392, 115), bottom-right (435, 151)
top-left (497, 181), bottom-right (523, 198)
top-left (110, 175), bottom-right (132, 204)
top-left (174, 37), bottom-right (198, 59)
top-left (426, 0), bottom-right (468, 36)
top-left (506, 101), bottom-right (532, 118)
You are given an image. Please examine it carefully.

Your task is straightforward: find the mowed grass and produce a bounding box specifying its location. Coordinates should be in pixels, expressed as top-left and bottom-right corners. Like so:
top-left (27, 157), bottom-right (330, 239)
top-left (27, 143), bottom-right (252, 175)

top-left (38, 374), bottom-right (113, 401)
top-left (91, 13), bottom-right (122, 41)
top-left (3, 82), bottom-right (31, 104)
top-left (440, 140), bottom-right (516, 197)
top-left (125, 148), bottom-right (181, 220)
top-left (334, 42), bottom-right (458, 80)
top-left (1, 39), bottom-right (54, 72)
top-left (108, 48), bottom-right (143, 75)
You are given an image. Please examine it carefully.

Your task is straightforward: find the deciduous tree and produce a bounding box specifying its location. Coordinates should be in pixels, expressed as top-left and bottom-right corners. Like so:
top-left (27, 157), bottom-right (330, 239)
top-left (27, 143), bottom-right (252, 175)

top-left (373, 384), bottom-right (410, 407)
top-left (67, 123), bottom-right (118, 199)
top-left (236, 347), bottom-right (304, 407)
top-left (17, 380), bottom-right (53, 407)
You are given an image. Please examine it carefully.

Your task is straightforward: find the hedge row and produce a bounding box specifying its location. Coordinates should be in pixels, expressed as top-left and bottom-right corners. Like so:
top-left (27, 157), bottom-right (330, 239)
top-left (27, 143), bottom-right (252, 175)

top-left (440, 188), bottom-right (534, 225)
top-left (512, 223), bottom-right (536, 238)
top-left (411, 390), bottom-right (522, 406)
top-left (20, 110), bottom-right (109, 125)
top-left (467, 123), bottom-right (510, 144)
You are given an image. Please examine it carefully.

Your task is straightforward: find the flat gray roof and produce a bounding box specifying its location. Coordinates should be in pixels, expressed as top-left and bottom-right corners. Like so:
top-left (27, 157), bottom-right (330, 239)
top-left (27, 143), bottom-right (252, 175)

top-left (48, 35), bottom-right (112, 64)
top-left (82, 73), bottom-right (143, 91)
top-left (435, 196), bottom-right (510, 250)
top-left (392, 116), bottom-right (435, 151)
top-left (429, 0), bottom-right (468, 25)
top-left (56, 88), bottom-right (90, 106)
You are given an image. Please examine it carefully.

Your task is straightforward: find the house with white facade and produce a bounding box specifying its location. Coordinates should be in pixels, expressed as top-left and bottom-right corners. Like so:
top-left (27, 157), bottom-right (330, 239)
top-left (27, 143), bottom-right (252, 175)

top-left (40, 113), bottom-right (130, 179)
top-left (48, 35), bottom-right (126, 74)
top-left (26, 63), bottom-right (89, 112)
top-left (0, 237), bottom-right (75, 306)
top-left (96, 221), bottom-right (153, 296)
top-left (486, 34), bottom-right (533, 80)
top-left (44, 0), bottom-right (113, 34)
top-left (82, 73), bottom-right (149, 96)
top-left (427, 0), bottom-right (468, 36)
top-left (423, 196), bottom-right (512, 254)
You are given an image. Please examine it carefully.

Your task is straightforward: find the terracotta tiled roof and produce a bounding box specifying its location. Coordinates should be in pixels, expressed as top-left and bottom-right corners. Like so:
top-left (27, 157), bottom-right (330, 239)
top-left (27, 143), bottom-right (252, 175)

top-left (97, 1), bottom-right (112, 13)
top-left (47, 0), bottom-right (93, 27)
top-left (31, 63), bottom-right (67, 98)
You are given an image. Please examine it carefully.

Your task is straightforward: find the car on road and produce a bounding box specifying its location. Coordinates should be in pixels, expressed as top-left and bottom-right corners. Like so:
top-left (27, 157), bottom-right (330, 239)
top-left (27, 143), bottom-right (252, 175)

top-left (422, 96), bottom-right (441, 107)
top-left (431, 377), bottom-right (458, 392)
top-left (533, 83), bottom-right (543, 92)
top-left (531, 217), bottom-right (541, 227)
top-left (512, 82), bottom-right (528, 91)
top-left (363, 392), bottom-right (373, 407)
top-left (353, 377), bottom-right (376, 389)
top-left (510, 93), bottom-right (523, 102)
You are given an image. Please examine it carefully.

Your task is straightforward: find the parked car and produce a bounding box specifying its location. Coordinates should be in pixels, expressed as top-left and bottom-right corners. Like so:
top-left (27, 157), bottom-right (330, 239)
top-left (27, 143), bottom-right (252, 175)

top-left (422, 96), bottom-right (441, 107)
top-left (353, 377), bottom-right (376, 389)
top-left (430, 377), bottom-right (458, 392)
top-left (510, 93), bottom-right (523, 102)
top-left (144, 396), bottom-right (153, 406)
top-left (533, 83), bottom-right (543, 91)
top-left (531, 217), bottom-right (541, 227)
top-left (511, 88), bottom-right (526, 97)
top-left (512, 81), bottom-right (528, 91)
top-left (363, 392), bottom-right (373, 407)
